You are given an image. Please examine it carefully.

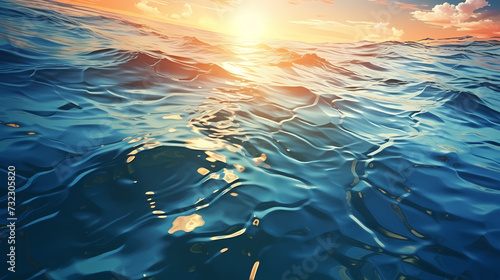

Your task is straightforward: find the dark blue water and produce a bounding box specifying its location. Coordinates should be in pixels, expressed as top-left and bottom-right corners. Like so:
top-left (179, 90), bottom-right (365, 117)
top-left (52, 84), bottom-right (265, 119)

top-left (1, 0), bottom-right (500, 279)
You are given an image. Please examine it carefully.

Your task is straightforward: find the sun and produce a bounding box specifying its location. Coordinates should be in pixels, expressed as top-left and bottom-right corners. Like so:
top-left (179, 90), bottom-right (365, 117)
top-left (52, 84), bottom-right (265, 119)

top-left (231, 10), bottom-right (268, 41)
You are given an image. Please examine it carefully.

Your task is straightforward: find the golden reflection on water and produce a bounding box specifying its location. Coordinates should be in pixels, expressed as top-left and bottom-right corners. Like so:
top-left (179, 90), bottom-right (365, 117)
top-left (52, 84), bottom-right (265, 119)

top-left (207, 173), bottom-right (221, 180)
top-left (28, 132), bottom-right (36, 135)
top-left (205, 151), bottom-right (227, 163)
top-left (128, 137), bottom-right (142, 144)
top-left (185, 138), bottom-right (242, 154)
top-left (220, 248), bottom-right (228, 253)
top-left (226, 144), bottom-right (242, 153)
top-left (220, 61), bottom-right (247, 77)
top-left (210, 228), bottom-right (246, 241)
top-left (249, 261), bottom-right (260, 280)
top-left (168, 214), bottom-right (205, 234)
top-left (252, 153), bottom-right (267, 166)
top-left (197, 167), bottom-right (210, 176)
top-left (162, 115), bottom-right (183, 120)
top-left (234, 164), bottom-right (245, 172)
top-left (126, 156), bottom-right (135, 163)
top-left (186, 138), bottom-right (226, 150)
top-left (6, 123), bottom-right (20, 128)
top-left (222, 169), bottom-right (239, 183)
top-left (143, 141), bottom-right (162, 149)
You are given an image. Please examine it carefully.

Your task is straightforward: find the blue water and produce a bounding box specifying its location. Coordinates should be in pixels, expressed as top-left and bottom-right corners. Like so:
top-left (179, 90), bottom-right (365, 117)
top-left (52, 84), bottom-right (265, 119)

top-left (1, 0), bottom-right (500, 279)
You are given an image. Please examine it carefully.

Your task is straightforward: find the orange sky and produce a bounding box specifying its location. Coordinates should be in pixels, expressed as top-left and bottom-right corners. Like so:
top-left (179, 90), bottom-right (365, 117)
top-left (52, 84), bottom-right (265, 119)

top-left (56, 0), bottom-right (500, 43)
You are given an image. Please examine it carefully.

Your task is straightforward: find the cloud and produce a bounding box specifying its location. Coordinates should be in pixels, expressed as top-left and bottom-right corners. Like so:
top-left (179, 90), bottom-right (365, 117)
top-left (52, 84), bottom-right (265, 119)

top-left (171, 3), bottom-right (192, 19)
top-left (136, 1), bottom-right (192, 20)
top-left (412, 0), bottom-right (500, 36)
top-left (181, 3), bottom-right (192, 18)
top-left (412, 0), bottom-right (488, 24)
top-left (135, 0), bottom-right (162, 17)
top-left (369, 0), bottom-right (388, 5)
top-left (394, 2), bottom-right (424, 11)
top-left (291, 19), bottom-right (404, 41)
top-left (289, 0), bottom-right (335, 5)
top-left (351, 21), bottom-right (405, 40)
top-left (456, 19), bottom-right (500, 35)
top-left (371, 22), bottom-right (405, 41)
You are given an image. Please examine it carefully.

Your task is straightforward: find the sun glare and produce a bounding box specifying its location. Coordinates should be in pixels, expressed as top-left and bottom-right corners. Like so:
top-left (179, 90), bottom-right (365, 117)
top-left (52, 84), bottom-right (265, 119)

top-left (231, 10), bottom-right (267, 41)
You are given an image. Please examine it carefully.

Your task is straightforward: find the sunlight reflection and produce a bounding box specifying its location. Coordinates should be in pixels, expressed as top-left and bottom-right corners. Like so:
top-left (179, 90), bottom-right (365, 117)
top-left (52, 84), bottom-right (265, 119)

top-left (252, 153), bottom-right (267, 166)
top-left (222, 169), bottom-right (238, 184)
top-left (233, 164), bottom-right (245, 172)
top-left (197, 167), bottom-right (210, 176)
top-left (249, 261), bottom-right (260, 280)
top-left (210, 228), bottom-right (246, 241)
top-left (205, 151), bottom-right (227, 163)
top-left (168, 214), bottom-right (205, 234)
top-left (162, 115), bottom-right (183, 120)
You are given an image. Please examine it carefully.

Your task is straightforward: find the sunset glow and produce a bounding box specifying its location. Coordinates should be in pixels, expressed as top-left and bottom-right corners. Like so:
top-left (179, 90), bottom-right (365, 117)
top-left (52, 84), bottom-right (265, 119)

top-left (230, 9), bottom-right (268, 40)
top-left (52, 0), bottom-right (500, 42)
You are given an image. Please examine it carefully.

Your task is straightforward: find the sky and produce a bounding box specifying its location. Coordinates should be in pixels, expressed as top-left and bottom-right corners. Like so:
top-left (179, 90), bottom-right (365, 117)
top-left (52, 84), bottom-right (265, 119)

top-left (57, 0), bottom-right (500, 43)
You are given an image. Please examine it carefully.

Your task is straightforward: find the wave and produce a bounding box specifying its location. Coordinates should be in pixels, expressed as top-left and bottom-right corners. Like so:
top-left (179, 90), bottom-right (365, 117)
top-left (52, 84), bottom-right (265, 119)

top-left (273, 52), bottom-right (331, 68)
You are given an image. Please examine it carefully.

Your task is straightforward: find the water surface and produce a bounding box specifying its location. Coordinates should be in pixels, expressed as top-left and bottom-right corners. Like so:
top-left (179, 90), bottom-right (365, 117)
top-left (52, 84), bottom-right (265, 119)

top-left (1, 0), bottom-right (500, 279)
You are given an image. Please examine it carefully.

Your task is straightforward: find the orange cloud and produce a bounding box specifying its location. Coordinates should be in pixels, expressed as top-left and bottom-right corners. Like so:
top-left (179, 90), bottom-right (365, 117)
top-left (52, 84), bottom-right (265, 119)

top-left (369, 0), bottom-right (388, 5)
top-left (394, 2), bottom-right (423, 11)
top-left (456, 20), bottom-right (500, 36)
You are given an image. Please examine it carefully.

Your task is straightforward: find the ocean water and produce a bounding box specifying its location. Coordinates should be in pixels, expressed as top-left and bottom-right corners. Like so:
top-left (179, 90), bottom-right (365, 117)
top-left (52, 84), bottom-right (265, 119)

top-left (1, 0), bottom-right (500, 279)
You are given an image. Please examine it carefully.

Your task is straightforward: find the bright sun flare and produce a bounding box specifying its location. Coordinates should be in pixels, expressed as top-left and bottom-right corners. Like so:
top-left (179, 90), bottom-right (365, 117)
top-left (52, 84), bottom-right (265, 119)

top-left (232, 10), bottom-right (267, 41)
